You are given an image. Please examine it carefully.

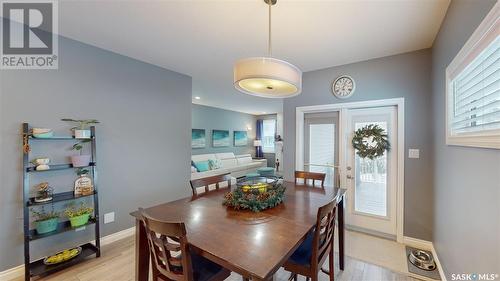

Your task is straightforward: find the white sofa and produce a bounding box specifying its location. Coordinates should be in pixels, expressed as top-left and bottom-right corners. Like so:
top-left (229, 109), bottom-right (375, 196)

top-left (191, 153), bottom-right (267, 180)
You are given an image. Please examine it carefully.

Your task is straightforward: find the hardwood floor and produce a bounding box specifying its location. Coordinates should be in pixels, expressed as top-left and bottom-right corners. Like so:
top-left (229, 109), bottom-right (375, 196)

top-left (10, 235), bottom-right (419, 281)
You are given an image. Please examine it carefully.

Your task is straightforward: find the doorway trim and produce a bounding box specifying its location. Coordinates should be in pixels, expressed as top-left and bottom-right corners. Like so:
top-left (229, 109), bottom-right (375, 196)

top-left (295, 98), bottom-right (405, 242)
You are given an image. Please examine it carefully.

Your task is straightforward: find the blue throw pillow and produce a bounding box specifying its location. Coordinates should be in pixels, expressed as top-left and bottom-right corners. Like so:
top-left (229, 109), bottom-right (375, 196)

top-left (208, 159), bottom-right (222, 170)
top-left (194, 161), bottom-right (210, 172)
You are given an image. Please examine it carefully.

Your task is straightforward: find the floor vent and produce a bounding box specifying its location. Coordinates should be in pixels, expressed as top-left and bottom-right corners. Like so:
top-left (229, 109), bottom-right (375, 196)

top-left (405, 246), bottom-right (441, 280)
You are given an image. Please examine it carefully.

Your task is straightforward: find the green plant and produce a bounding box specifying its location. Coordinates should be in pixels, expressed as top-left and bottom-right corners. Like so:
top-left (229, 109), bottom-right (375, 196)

top-left (76, 168), bottom-right (89, 176)
top-left (31, 207), bottom-right (59, 222)
top-left (61, 119), bottom-right (99, 130)
top-left (64, 202), bottom-right (93, 218)
top-left (72, 139), bottom-right (91, 154)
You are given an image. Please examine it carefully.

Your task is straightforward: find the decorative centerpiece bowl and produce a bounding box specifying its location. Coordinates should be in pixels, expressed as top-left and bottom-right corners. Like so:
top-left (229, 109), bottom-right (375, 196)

top-left (223, 176), bottom-right (286, 212)
top-left (44, 247), bottom-right (82, 265)
top-left (237, 176), bottom-right (278, 194)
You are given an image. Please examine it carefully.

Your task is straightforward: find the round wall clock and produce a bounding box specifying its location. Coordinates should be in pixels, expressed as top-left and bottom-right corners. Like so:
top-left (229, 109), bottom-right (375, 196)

top-left (332, 75), bottom-right (355, 99)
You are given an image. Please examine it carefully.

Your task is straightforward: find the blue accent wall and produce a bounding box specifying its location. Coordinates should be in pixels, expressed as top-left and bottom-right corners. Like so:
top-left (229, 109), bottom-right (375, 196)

top-left (283, 49), bottom-right (434, 241)
top-left (192, 104), bottom-right (256, 156)
top-left (0, 35), bottom-right (192, 271)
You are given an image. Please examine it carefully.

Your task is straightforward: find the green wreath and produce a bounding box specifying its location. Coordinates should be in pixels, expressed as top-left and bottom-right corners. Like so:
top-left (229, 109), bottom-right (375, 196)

top-left (352, 124), bottom-right (390, 160)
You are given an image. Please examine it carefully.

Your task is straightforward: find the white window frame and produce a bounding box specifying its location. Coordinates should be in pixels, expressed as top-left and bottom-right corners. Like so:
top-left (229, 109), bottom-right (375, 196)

top-left (445, 2), bottom-right (500, 149)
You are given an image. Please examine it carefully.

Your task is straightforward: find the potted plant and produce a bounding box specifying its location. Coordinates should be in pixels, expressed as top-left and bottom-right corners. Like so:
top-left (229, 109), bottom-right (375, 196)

top-left (31, 207), bottom-right (59, 234)
top-left (70, 139), bottom-right (91, 167)
top-left (65, 202), bottom-right (93, 228)
top-left (61, 119), bottom-right (99, 139)
top-left (34, 182), bottom-right (54, 203)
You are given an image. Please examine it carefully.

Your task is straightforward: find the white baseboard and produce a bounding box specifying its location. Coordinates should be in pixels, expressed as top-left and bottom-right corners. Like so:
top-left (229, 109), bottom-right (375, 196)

top-left (403, 236), bottom-right (447, 281)
top-left (0, 265), bottom-right (24, 281)
top-left (431, 245), bottom-right (447, 281)
top-left (95, 226), bottom-right (135, 245)
top-left (0, 226), bottom-right (135, 281)
top-left (403, 236), bottom-right (433, 251)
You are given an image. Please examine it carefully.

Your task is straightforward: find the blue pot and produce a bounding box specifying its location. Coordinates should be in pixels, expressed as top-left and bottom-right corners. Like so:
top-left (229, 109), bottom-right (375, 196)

top-left (35, 218), bottom-right (58, 234)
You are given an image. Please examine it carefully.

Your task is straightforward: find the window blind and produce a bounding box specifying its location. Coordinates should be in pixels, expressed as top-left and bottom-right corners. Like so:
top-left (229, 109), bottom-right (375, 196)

top-left (451, 36), bottom-right (500, 134)
top-left (262, 119), bottom-right (276, 153)
top-left (309, 123), bottom-right (335, 168)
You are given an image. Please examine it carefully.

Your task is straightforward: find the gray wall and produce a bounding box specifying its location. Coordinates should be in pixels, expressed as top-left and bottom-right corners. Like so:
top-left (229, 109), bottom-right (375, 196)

top-left (431, 0), bottom-right (500, 277)
top-left (0, 36), bottom-right (192, 271)
top-left (283, 49), bottom-right (434, 240)
top-left (192, 104), bottom-right (256, 156)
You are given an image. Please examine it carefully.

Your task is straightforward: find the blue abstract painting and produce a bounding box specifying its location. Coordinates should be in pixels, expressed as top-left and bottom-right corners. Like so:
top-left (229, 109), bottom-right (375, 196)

top-left (212, 130), bottom-right (230, 147)
top-left (192, 129), bottom-right (206, 148)
top-left (234, 131), bottom-right (248, 146)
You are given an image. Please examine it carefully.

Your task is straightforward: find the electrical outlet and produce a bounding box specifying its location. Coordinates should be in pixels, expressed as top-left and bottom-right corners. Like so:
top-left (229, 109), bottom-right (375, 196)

top-left (104, 212), bottom-right (115, 224)
top-left (408, 149), bottom-right (420, 159)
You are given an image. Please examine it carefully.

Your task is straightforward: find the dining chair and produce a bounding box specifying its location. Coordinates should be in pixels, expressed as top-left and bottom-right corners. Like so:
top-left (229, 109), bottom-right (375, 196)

top-left (295, 171), bottom-right (326, 188)
top-left (138, 208), bottom-right (231, 281)
top-left (283, 200), bottom-right (337, 281)
top-left (189, 173), bottom-right (232, 196)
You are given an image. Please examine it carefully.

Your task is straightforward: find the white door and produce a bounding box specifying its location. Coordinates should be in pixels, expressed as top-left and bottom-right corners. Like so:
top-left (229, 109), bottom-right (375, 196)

top-left (344, 106), bottom-right (398, 236)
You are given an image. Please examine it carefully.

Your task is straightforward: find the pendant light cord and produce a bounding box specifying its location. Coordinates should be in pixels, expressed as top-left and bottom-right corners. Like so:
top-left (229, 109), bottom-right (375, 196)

top-left (268, 0), bottom-right (272, 57)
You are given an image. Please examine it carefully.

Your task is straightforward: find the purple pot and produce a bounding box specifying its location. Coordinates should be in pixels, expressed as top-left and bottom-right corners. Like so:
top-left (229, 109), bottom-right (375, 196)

top-left (71, 155), bottom-right (91, 167)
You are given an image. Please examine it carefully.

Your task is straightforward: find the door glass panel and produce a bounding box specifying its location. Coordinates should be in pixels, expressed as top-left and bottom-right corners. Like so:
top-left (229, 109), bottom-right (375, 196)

top-left (308, 123), bottom-right (335, 186)
top-left (354, 121), bottom-right (388, 217)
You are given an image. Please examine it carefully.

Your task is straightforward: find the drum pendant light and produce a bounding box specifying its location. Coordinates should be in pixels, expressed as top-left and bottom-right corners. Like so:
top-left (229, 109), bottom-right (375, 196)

top-left (233, 0), bottom-right (302, 98)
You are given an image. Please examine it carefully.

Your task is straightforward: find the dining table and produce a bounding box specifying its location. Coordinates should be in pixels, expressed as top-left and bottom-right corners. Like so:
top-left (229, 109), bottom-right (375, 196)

top-left (130, 181), bottom-right (347, 281)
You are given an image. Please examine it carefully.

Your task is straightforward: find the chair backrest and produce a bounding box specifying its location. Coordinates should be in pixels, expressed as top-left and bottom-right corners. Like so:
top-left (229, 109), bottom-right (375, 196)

top-left (189, 173), bottom-right (232, 196)
top-left (295, 171), bottom-right (326, 187)
top-left (138, 208), bottom-right (193, 281)
top-left (311, 200), bottom-right (336, 271)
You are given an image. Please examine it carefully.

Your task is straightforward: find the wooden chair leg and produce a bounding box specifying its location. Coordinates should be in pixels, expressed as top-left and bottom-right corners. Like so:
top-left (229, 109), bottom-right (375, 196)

top-left (152, 269), bottom-right (161, 281)
top-left (329, 247), bottom-right (335, 281)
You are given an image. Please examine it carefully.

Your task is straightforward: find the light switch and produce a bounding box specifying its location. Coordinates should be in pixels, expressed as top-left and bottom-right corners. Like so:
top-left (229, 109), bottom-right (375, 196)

top-left (104, 212), bottom-right (115, 224)
top-left (408, 149), bottom-right (420, 159)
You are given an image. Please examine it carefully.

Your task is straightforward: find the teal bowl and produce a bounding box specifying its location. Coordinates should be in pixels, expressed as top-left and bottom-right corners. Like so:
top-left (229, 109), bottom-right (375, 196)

top-left (33, 131), bottom-right (54, 138)
top-left (35, 218), bottom-right (58, 234)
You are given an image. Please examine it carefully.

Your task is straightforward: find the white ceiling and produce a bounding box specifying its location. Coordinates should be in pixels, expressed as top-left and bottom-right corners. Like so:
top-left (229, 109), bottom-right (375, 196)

top-left (58, 0), bottom-right (450, 115)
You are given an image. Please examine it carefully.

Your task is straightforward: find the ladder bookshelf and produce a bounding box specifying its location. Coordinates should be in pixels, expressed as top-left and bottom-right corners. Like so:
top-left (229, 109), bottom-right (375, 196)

top-left (22, 123), bottom-right (101, 280)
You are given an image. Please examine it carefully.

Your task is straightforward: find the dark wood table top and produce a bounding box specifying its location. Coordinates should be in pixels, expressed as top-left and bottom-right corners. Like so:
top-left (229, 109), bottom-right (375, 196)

top-left (131, 182), bottom-right (346, 280)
